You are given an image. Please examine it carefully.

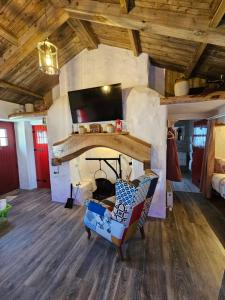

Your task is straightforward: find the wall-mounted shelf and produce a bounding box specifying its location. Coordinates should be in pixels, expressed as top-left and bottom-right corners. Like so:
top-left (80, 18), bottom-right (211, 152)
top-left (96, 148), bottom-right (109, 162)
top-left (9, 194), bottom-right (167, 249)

top-left (52, 132), bottom-right (151, 171)
top-left (160, 90), bottom-right (225, 105)
top-left (8, 110), bottom-right (48, 120)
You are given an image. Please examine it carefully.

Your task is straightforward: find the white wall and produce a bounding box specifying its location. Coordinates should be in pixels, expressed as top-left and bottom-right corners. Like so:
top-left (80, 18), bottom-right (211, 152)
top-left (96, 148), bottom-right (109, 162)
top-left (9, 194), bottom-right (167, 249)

top-left (47, 96), bottom-right (72, 203)
top-left (0, 100), bottom-right (19, 120)
top-left (215, 126), bottom-right (225, 159)
top-left (48, 45), bottom-right (167, 218)
top-left (149, 64), bottom-right (165, 96)
top-left (15, 121), bottom-right (37, 190)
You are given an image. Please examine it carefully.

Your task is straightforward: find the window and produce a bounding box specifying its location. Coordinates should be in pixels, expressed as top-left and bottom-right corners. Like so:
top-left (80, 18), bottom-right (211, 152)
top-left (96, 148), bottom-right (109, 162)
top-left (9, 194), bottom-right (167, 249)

top-left (37, 130), bottom-right (48, 144)
top-left (193, 126), bottom-right (207, 148)
top-left (0, 128), bottom-right (8, 147)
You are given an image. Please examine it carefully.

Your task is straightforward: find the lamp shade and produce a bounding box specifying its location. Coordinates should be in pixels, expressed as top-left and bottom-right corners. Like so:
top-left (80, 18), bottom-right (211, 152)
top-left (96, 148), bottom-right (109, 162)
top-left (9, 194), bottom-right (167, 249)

top-left (37, 40), bottom-right (59, 75)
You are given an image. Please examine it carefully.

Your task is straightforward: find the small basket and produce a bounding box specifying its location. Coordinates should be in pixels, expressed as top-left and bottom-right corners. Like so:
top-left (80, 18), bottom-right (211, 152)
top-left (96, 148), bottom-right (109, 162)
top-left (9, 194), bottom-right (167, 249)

top-left (0, 204), bottom-right (12, 226)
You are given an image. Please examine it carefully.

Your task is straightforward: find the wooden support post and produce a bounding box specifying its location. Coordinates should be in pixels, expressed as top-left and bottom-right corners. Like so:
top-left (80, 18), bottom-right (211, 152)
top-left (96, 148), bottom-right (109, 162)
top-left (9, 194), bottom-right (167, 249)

top-left (140, 226), bottom-right (145, 240)
top-left (117, 245), bottom-right (125, 260)
top-left (128, 29), bottom-right (141, 56)
top-left (85, 226), bottom-right (91, 240)
top-left (119, 0), bottom-right (134, 13)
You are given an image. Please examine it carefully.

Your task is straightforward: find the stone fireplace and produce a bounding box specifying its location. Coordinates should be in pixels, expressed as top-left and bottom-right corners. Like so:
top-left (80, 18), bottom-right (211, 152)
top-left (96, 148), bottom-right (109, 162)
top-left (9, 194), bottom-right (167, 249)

top-left (47, 45), bottom-right (167, 218)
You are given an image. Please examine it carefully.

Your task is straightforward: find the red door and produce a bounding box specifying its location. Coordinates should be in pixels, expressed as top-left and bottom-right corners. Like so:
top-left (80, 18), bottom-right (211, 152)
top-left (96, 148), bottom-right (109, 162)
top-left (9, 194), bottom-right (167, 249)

top-left (32, 125), bottom-right (50, 188)
top-left (192, 120), bottom-right (207, 187)
top-left (0, 121), bottom-right (19, 195)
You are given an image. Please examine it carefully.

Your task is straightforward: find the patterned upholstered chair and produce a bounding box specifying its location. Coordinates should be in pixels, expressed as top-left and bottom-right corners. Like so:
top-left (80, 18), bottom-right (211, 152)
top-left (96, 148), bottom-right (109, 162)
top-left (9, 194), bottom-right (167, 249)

top-left (83, 172), bottom-right (159, 260)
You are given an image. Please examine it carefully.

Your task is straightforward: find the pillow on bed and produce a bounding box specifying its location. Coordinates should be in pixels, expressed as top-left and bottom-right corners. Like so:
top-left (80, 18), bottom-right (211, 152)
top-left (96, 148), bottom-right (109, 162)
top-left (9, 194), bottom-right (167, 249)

top-left (214, 158), bottom-right (225, 174)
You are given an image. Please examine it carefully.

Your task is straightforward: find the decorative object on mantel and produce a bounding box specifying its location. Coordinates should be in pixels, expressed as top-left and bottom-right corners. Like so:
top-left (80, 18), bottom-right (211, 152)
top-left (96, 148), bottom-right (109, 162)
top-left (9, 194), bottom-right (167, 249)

top-left (18, 105), bottom-right (25, 113)
top-left (115, 119), bottom-right (122, 133)
top-left (34, 99), bottom-right (47, 112)
top-left (89, 123), bottom-right (102, 133)
top-left (174, 77), bottom-right (189, 96)
top-left (78, 125), bottom-right (87, 134)
top-left (25, 103), bottom-right (34, 113)
top-left (37, 8), bottom-right (59, 75)
top-left (106, 123), bottom-right (115, 133)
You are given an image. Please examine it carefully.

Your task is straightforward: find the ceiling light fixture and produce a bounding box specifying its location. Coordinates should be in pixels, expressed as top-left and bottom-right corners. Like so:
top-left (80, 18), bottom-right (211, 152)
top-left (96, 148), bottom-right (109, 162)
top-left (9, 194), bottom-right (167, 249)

top-left (37, 7), bottom-right (59, 75)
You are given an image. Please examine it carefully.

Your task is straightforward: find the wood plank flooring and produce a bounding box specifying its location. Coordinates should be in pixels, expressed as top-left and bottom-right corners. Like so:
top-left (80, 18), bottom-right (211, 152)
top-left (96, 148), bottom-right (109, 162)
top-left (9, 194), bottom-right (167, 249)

top-left (0, 189), bottom-right (225, 300)
top-left (172, 172), bottom-right (200, 193)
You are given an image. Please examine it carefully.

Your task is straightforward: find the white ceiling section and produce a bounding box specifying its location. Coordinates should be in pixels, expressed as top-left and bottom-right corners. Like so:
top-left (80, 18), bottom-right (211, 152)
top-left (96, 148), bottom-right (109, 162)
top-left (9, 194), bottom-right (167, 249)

top-left (168, 100), bottom-right (225, 121)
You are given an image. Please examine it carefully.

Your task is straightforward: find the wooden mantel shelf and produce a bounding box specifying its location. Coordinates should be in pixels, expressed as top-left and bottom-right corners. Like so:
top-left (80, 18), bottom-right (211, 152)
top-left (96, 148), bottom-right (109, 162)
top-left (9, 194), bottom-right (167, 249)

top-left (52, 132), bottom-right (151, 170)
top-left (160, 90), bottom-right (225, 105)
top-left (8, 110), bottom-right (48, 120)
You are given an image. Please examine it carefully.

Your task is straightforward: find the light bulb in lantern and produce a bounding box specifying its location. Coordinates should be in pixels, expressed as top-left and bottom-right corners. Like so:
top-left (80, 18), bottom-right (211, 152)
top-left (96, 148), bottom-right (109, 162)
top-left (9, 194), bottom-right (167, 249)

top-left (37, 40), bottom-right (59, 75)
top-left (45, 53), bottom-right (52, 67)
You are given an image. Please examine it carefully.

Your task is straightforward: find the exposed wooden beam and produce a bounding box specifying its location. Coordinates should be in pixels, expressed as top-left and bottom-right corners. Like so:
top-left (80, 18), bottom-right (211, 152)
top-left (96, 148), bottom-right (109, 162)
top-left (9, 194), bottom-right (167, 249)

top-left (63, 1), bottom-right (225, 48)
top-left (210, 0), bottom-right (225, 28)
top-left (185, 0), bottom-right (225, 78)
top-left (128, 30), bottom-right (141, 56)
top-left (0, 24), bottom-right (18, 46)
top-left (0, 7), bottom-right (69, 78)
top-left (53, 1), bottom-right (209, 29)
top-left (0, 80), bottom-right (43, 99)
top-left (160, 90), bottom-right (225, 105)
top-left (67, 19), bottom-right (98, 50)
top-left (184, 43), bottom-right (207, 78)
top-left (119, 0), bottom-right (134, 13)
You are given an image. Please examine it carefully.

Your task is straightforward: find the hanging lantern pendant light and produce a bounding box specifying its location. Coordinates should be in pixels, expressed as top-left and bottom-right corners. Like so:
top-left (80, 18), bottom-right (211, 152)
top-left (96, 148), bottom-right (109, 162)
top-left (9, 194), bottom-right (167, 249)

top-left (37, 6), bottom-right (59, 75)
top-left (38, 39), bottom-right (59, 75)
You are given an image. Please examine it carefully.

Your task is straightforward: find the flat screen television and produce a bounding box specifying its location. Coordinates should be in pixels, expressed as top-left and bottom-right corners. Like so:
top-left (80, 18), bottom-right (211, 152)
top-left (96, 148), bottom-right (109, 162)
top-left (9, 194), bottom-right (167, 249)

top-left (68, 83), bottom-right (123, 123)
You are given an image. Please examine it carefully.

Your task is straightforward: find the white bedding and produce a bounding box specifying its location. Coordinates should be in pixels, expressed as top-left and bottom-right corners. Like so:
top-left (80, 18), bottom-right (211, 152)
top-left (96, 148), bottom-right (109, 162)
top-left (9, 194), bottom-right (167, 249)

top-left (212, 173), bottom-right (225, 199)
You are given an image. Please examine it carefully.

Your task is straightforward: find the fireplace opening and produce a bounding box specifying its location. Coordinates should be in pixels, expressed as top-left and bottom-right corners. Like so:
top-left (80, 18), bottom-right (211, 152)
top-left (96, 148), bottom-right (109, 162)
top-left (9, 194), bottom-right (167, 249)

top-left (86, 156), bottom-right (122, 201)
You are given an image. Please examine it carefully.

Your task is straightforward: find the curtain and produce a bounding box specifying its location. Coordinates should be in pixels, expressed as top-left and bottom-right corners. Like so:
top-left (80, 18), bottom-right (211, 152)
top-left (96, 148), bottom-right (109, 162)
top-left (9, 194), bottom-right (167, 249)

top-left (200, 120), bottom-right (216, 198)
top-left (166, 127), bottom-right (182, 182)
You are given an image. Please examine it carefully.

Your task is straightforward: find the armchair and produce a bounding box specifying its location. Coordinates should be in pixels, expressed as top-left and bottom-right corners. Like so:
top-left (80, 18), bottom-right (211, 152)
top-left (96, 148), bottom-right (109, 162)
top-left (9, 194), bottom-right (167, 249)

top-left (83, 172), bottom-right (159, 260)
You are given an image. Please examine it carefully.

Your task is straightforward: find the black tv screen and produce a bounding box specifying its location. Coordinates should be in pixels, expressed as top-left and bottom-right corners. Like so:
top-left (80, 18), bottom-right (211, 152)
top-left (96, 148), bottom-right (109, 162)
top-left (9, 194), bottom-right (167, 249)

top-left (68, 83), bottom-right (123, 123)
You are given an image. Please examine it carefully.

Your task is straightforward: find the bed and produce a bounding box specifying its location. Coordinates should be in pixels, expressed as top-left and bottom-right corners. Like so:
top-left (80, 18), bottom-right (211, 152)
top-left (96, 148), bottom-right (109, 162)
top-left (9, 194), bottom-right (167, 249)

top-left (212, 158), bottom-right (225, 199)
top-left (212, 173), bottom-right (225, 199)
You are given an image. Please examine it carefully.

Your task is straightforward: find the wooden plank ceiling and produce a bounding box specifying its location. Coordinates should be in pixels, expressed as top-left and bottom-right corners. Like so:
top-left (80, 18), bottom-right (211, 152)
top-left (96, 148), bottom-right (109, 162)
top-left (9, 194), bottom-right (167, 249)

top-left (0, 0), bottom-right (224, 104)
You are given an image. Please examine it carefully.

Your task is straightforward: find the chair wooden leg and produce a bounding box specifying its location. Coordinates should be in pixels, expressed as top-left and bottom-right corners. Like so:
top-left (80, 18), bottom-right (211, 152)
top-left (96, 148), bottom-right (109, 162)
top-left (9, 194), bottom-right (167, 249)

top-left (85, 226), bottom-right (91, 240)
top-left (140, 226), bottom-right (145, 240)
top-left (117, 245), bottom-right (124, 261)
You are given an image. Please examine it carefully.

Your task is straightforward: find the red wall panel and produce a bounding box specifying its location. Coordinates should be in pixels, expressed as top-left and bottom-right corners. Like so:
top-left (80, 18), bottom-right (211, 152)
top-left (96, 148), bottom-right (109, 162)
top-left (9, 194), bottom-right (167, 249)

top-left (0, 121), bottom-right (19, 195)
top-left (32, 125), bottom-right (50, 188)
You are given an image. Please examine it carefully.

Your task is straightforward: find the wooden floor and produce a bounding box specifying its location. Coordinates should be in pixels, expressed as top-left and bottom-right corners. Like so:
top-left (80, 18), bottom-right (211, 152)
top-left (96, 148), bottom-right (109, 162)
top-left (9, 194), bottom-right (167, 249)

top-left (172, 172), bottom-right (200, 193)
top-left (0, 189), bottom-right (225, 300)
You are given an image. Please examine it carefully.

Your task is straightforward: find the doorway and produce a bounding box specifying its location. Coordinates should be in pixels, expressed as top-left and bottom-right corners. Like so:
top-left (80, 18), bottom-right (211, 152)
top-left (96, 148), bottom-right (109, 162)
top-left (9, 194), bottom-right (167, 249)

top-left (173, 119), bottom-right (207, 192)
top-left (32, 125), bottom-right (50, 188)
top-left (0, 121), bottom-right (19, 195)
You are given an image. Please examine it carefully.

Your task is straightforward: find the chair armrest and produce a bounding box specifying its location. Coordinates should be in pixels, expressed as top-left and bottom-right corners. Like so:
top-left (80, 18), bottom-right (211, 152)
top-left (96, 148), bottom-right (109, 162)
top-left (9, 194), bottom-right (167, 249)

top-left (85, 199), bottom-right (111, 218)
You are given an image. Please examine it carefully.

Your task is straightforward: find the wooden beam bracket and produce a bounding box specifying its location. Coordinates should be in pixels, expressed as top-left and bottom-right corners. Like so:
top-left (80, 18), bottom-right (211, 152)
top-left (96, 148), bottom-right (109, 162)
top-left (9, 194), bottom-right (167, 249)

top-left (67, 19), bottom-right (98, 50)
top-left (128, 29), bottom-right (141, 56)
top-left (120, 0), bottom-right (135, 13)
